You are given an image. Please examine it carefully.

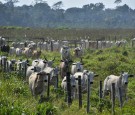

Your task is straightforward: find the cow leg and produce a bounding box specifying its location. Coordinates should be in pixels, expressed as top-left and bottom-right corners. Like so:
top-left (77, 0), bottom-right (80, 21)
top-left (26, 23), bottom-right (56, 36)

top-left (39, 95), bottom-right (44, 103)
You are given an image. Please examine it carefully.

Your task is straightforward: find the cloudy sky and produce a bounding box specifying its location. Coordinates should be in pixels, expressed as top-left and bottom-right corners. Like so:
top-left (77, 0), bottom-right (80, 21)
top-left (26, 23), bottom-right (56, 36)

top-left (1, 0), bottom-right (135, 9)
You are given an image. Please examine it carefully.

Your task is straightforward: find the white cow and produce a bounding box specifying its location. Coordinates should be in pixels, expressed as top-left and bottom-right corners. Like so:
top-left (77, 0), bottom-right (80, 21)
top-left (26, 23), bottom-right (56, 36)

top-left (103, 72), bottom-right (134, 100)
top-left (74, 46), bottom-right (83, 58)
top-left (44, 67), bottom-right (59, 88)
top-left (22, 47), bottom-right (32, 57)
top-left (26, 66), bottom-right (41, 81)
top-left (0, 56), bottom-right (7, 66)
top-left (16, 48), bottom-right (23, 56)
top-left (61, 74), bottom-right (76, 98)
top-left (0, 37), bottom-right (6, 46)
top-left (29, 71), bottom-right (48, 97)
top-left (9, 47), bottom-right (16, 55)
top-left (74, 70), bottom-right (98, 96)
top-left (71, 61), bottom-right (83, 75)
top-left (6, 59), bottom-right (16, 72)
top-left (60, 45), bottom-right (71, 61)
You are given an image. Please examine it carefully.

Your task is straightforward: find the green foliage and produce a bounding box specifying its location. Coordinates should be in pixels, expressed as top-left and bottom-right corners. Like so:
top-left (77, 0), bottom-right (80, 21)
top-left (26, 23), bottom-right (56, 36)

top-left (36, 103), bottom-right (58, 115)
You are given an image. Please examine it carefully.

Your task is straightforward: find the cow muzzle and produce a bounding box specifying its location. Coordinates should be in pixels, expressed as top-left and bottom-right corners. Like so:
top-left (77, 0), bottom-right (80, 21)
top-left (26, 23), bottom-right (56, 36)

top-left (125, 82), bottom-right (128, 85)
top-left (77, 69), bottom-right (80, 71)
top-left (72, 85), bottom-right (75, 88)
top-left (44, 80), bottom-right (48, 82)
top-left (90, 82), bottom-right (93, 84)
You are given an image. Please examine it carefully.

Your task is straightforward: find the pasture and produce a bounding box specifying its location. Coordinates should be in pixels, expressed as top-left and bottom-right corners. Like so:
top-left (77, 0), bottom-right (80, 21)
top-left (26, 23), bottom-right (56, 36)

top-left (0, 28), bottom-right (135, 115)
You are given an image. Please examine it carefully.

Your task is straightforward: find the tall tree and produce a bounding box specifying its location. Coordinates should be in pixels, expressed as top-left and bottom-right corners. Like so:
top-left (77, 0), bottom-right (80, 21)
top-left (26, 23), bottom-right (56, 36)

top-left (4, 0), bottom-right (19, 8)
top-left (52, 1), bottom-right (63, 10)
top-left (114, 0), bottom-right (122, 5)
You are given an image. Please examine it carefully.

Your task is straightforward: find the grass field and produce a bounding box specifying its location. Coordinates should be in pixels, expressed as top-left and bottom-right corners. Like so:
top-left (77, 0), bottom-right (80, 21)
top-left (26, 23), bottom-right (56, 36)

top-left (0, 45), bottom-right (135, 115)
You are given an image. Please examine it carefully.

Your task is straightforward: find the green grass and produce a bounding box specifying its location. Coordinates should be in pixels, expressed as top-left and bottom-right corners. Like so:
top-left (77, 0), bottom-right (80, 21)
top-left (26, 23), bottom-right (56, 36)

top-left (0, 46), bottom-right (135, 114)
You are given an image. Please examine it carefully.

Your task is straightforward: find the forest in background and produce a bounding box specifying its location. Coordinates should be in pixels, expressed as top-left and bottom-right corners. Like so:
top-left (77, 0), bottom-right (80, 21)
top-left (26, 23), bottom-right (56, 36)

top-left (0, 0), bottom-right (135, 28)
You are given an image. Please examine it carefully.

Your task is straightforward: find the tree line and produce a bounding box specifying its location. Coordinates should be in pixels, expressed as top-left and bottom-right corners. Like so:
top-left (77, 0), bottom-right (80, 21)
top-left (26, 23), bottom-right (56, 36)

top-left (0, 0), bottom-right (135, 28)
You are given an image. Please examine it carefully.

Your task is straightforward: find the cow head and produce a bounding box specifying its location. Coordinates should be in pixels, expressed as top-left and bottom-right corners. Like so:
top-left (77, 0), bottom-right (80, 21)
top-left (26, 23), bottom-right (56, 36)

top-left (44, 56), bottom-right (55, 67)
top-left (120, 72), bottom-right (133, 85)
top-left (86, 71), bottom-right (98, 84)
top-left (37, 71), bottom-right (48, 82)
top-left (72, 61), bottom-right (83, 72)
top-left (60, 45), bottom-right (70, 57)
top-left (63, 75), bottom-right (76, 88)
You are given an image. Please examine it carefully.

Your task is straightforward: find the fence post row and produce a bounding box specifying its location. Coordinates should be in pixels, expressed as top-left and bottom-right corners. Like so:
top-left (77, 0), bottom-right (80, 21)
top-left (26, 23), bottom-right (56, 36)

top-left (78, 75), bottom-right (82, 109)
top-left (66, 72), bottom-right (72, 106)
top-left (111, 83), bottom-right (115, 115)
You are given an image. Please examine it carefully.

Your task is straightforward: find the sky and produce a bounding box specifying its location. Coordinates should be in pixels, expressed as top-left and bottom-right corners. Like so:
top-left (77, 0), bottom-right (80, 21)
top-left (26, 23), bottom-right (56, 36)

top-left (1, 0), bottom-right (135, 9)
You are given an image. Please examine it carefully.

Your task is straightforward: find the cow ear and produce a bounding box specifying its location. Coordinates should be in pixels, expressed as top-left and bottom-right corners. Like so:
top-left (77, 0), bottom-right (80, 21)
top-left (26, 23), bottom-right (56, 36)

top-left (129, 74), bottom-right (134, 77)
top-left (60, 60), bottom-right (64, 62)
top-left (27, 63), bottom-right (30, 66)
top-left (69, 60), bottom-right (73, 63)
top-left (94, 74), bottom-right (98, 77)
top-left (75, 78), bottom-right (78, 80)
top-left (43, 61), bottom-right (47, 63)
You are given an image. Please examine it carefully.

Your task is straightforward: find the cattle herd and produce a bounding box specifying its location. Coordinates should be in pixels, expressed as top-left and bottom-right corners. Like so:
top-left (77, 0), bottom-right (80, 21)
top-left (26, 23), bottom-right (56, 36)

top-left (0, 36), bottom-right (134, 106)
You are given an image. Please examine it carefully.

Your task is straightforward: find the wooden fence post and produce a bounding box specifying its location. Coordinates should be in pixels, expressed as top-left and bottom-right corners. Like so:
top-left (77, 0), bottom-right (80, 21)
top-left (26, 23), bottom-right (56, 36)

top-left (50, 41), bottom-right (53, 52)
top-left (24, 62), bottom-right (27, 79)
top-left (78, 75), bottom-right (82, 109)
top-left (6, 61), bottom-right (9, 72)
top-left (99, 81), bottom-right (103, 99)
top-left (99, 81), bottom-right (103, 112)
top-left (47, 73), bottom-right (50, 98)
top-left (111, 83), bottom-right (115, 115)
top-left (132, 40), bottom-right (134, 47)
top-left (96, 40), bottom-right (99, 49)
top-left (19, 63), bottom-right (22, 75)
top-left (3, 57), bottom-right (7, 72)
top-left (66, 72), bottom-right (72, 106)
top-left (56, 74), bottom-right (59, 89)
top-left (87, 74), bottom-right (90, 113)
